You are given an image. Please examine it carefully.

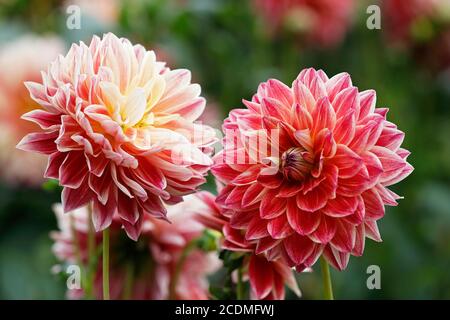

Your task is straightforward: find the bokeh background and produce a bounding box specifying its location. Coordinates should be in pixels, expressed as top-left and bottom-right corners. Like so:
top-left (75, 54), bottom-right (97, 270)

top-left (0, 0), bottom-right (449, 299)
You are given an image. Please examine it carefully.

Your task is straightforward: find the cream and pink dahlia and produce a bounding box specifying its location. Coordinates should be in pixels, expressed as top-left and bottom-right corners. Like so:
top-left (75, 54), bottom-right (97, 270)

top-left (212, 68), bottom-right (413, 271)
top-left (195, 191), bottom-right (300, 300)
top-left (51, 195), bottom-right (220, 300)
top-left (17, 33), bottom-right (215, 239)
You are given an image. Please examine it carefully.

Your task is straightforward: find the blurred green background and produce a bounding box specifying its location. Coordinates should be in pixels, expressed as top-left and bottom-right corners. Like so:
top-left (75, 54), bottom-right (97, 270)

top-left (0, 0), bottom-right (449, 299)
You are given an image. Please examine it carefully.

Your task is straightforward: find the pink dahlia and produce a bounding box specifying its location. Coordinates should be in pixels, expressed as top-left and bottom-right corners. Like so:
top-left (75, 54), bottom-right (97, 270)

top-left (195, 191), bottom-right (300, 300)
top-left (253, 0), bottom-right (355, 47)
top-left (51, 194), bottom-right (220, 300)
top-left (17, 33), bottom-right (216, 239)
top-left (0, 35), bottom-right (65, 185)
top-left (212, 68), bottom-right (413, 271)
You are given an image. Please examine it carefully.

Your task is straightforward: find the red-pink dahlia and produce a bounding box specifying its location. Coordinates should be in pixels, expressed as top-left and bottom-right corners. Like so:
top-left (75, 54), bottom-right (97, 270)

top-left (253, 0), bottom-right (355, 47)
top-left (195, 191), bottom-right (300, 300)
top-left (212, 68), bottom-right (413, 271)
top-left (17, 33), bottom-right (216, 239)
top-left (51, 195), bottom-right (220, 300)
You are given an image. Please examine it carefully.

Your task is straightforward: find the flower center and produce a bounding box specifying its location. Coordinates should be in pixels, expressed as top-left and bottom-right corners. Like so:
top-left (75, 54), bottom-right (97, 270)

top-left (280, 147), bottom-right (311, 181)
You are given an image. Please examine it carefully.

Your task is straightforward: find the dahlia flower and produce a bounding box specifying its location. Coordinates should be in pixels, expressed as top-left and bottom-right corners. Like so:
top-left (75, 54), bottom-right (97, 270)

top-left (195, 191), bottom-right (300, 300)
top-left (253, 0), bottom-right (355, 47)
top-left (0, 35), bottom-right (64, 185)
top-left (212, 68), bottom-right (413, 271)
top-left (51, 195), bottom-right (220, 300)
top-left (17, 33), bottom-right (215, 239)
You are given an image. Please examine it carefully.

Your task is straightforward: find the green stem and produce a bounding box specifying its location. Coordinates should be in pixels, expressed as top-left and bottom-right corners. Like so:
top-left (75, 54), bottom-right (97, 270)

top-left (168, 239), bottom-right (197, 299)
top-left (320, 256), bottom-right (334, 300)
top-left (236, 267), bottom-right (244, 300)
top-left (102, 228), bottom-right (110, 300)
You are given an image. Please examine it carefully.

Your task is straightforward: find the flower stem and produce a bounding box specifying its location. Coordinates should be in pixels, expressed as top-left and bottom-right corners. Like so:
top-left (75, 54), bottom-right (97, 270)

top-left (236, 267), bottom-right (244, 300)
top-left (320, 256), bottom-right (334, 300)
top-left (102, 228), bottom-right (110, 300)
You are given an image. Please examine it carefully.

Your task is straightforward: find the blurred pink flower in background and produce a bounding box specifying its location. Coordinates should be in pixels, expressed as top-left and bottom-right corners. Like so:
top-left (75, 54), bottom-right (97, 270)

top-left (51, 194), bottom-right (220, 300)
top-left (253, 0), bottom-right (355, 47)
top-left (64, 0), bottom-right (120, 25)
top-left (212, 68), bottom-right (413, 271)
top-left (17, 33), bottom-right (216, 239)
top-left (383, 0), bottom-right (450, 71)
top-left (194, 191), bottom-right (300, 300)
top-left (0, 35), bottom-right (65, 185)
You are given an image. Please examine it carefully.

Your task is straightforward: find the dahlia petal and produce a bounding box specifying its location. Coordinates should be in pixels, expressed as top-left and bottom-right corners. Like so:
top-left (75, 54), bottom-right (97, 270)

top-left (291, 104), bottom-right (313, 130)
top-left (333, 109), bottom-right (356, 145)
top-left (309, 75), bottom-right (327, 100)
top-left (382, 162), bottom-right (414, 186)
top-left (294, 129), bottom-right (313, 151)
top-left (337, 166), bottom-right (371, 197)
top-left (323, 246), bottom-right (350, 271)
top-left (292, 80), bottom-right (316, 113)
top-left (277, 183), bottom-right (302, 198)
top-left (59, 151), bottom-right (88, 188)
top-left (266, 79), bottom-right (294, 108)
top-left (323, 196), bottom-right (358, 217)
top-left (272, 260), bottom-right (301, 297)
top-left (375, 184), bottom-right (401, 206)
top-left (117, 193), bottom-right (140, 224)
top-left (371, 145), bottom-right (408, 183)
top-left (287, 199), bottom-right (320, 235)
top-left (358, 89), bottom-right (376, 120)
top-left (376, 127), bottom-right (405, 151)
top-left (343, 196), bottom-right (365, 225)
top-left (352, 224), bottom-right (365, 256)
top-left (365, 220), bottom-right (382, 242)
top-left (21, 109), bottom-right (60, 130)
top-left (246, 217), bottom-right (269, 240)
top-left (267, 214), bottom-right (293, 239)
top-left (312, 97), bottom-right (336, 135)
top-left (61, 181), bottom-right (92, 213)
top-left (230, 210), bottom-right (253, 229)
top-left (330, 220), bottom-right (356, 253)
top-left (330, 144), bottom-right (363, 178)
top-left (225, 186), bottom-right (247, 208)
top-left (314, 128), bottom-right (336, 158)
top-left (249, 255), bottom-right (274, 299)
top-left (122, 216), bottom-right (143, 241)
top-left (92, 195), bottom-right (116, 231)
top-left (260, 190), bottom-right (287, 219)
top-left (211, 163), bottom-right (241, 183)
top-left (302, 244), bottom-right (324, 268)
top-left (310, 215), bottom-right (337, 244)
top-left (261, 98), bottom-right (290, 122)
top-left (257, 172), bottom-right (283, 189)
top-left (255, 237), bottom-right (281, 255)
top-left (16, 131), bottom-right (58, 154)
top-left (283, 234), bottom-right (315, 266)
top-left (231, 165), bottom-right (260, 185)
top-left (332, 87), bottom-right (358, 118)
top-left (86, 154), bottom-right (109, 177)
top-left (362, 189), bottom-right (385, 220)
top-left (325, 72), bottom-right (352, 101)
top-left (44, 152), bottom-right (67, 179)
top-left (242, 183), bottom-right (266, 207)
top-left (88, 171), bottom-right (112, 205)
